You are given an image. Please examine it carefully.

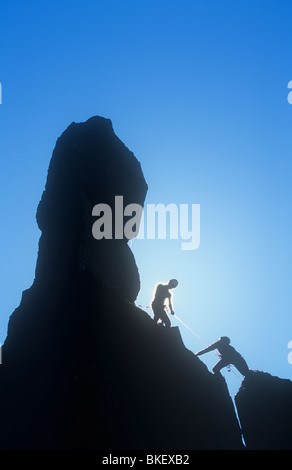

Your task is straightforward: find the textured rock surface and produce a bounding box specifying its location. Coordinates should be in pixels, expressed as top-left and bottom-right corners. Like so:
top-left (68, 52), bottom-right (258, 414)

top-left (0, 117), bottom-right (244, 449)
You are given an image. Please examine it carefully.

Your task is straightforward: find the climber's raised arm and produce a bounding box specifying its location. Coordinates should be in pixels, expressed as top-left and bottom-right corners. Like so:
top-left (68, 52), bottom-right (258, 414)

top-left (196, 342), bottom-right (218, 357)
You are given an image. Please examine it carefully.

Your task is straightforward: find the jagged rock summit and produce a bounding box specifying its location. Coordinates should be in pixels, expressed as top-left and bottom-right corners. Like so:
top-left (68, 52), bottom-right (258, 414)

top-left (35, 115), bottom-right (148, 302)
top-left (0, 116), bottom-right (244, 449)
top-left (235, 370), bottom-right (292, 449)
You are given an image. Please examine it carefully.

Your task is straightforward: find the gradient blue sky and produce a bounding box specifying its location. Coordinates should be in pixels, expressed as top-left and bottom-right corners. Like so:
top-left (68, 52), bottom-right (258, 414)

top-left (1, 0), bottom-right (292, 396)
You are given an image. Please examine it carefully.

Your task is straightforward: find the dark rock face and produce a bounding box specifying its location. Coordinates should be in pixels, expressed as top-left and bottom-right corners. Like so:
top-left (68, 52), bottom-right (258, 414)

top-left (235, 371), bottom-right (292, 449)
top-left (35, 116), bottom-right (147, 302)
top-left (0, 117), bottom-right (243, 449)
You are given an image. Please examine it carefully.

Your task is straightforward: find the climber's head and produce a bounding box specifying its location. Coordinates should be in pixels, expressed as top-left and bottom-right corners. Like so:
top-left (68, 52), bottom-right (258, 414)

top-left (168, 279), bottom-right (178, 289)
top-left (219, 336), bottom-right (231, 345)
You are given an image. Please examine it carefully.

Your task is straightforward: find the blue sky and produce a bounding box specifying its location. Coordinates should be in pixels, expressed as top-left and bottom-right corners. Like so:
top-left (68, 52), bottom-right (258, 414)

top-left (1, 0), bottom-right (292, 396)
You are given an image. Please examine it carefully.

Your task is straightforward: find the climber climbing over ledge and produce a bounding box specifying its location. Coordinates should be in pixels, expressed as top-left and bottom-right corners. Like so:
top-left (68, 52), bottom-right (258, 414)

top-left (151, 279), bottom-right (178, 328)
top-left (196, 336), bottom-right (250, 377)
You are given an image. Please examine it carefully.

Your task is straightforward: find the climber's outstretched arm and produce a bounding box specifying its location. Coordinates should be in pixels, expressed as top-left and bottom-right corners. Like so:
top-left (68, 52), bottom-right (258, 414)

top-left (196, 342), bottom-right (217, 356)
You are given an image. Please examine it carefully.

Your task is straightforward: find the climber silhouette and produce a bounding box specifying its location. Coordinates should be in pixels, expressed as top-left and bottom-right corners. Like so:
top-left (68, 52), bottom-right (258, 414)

top-left (196, 336), bottom-right (249, 376)
top-left (151, 279), bottom-right (178, 328)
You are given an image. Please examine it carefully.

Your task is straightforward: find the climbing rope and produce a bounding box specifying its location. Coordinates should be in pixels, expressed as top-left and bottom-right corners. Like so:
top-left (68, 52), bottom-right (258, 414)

top-left (138, 304), bottom-right (214, 349)
top-left (173, 313), bottom-right (210, 346)
top-left (139, 304), bottom-right (211, 346)
top-left (173, 312), bottom-right (242, 379)
top-left (137, 303), bottom-right (241, 380)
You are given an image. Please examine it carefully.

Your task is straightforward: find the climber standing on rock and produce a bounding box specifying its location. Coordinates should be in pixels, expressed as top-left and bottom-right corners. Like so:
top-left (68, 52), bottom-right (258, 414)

top-left (151, 279), bottom-right (178, 328)
top-left (196, 336), bottom-right (250, 376)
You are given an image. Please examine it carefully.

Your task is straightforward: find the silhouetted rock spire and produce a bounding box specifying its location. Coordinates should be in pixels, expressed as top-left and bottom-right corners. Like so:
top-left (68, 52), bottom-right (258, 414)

top-left (0, 117), bottom-right (245, 449)
top-left (35, 116), bottom-right (148, 302)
